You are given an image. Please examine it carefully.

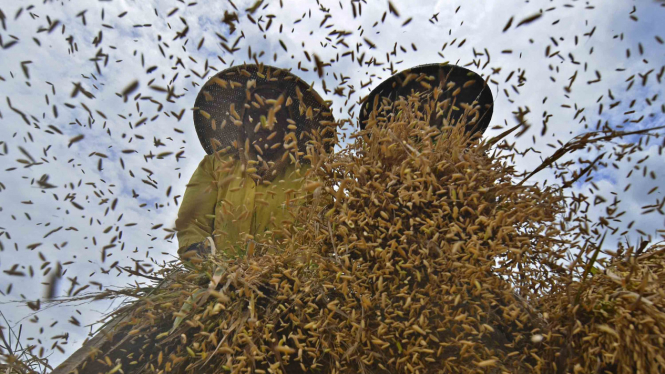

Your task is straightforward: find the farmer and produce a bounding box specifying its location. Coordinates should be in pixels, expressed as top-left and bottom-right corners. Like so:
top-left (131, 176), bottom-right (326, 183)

top-left (358, 63), bottom-right (494, 142)
top-left (176, 63), bottom-right (335, 260)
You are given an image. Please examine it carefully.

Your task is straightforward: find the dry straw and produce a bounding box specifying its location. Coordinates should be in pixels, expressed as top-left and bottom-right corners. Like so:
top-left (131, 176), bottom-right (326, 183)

top-left (16, 89), bottom-right (662, 374)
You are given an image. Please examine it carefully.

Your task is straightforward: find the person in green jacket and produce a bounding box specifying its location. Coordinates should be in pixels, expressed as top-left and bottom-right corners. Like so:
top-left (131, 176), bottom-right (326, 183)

top-left (176, 63), bottom-right (335, 260)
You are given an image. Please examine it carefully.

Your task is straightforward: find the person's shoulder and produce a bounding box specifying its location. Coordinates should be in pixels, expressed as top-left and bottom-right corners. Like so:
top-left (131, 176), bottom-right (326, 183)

top-left (197, 154), bottom-right (214, 168)
top-left (202, 152), bottom-right (238, 170)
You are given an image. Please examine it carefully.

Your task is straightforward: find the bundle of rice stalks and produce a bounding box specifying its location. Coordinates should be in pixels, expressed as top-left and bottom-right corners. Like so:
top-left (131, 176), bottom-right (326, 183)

top-left (48, 91), bottom-right (664, 374)
top-left (541, 245), bottom-right (665, 374)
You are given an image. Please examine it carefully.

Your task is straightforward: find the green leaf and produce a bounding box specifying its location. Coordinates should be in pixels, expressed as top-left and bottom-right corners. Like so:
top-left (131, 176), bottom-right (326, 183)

top-left (575, 231), bottom-right (608, 305)
top-left (170, 289), bottom-right (208, 334)
top-left (209, 266), bottom-right (225, 290)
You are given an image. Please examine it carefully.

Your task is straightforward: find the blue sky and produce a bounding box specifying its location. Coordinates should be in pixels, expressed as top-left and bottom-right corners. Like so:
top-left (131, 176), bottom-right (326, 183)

top-left (0, 0), bottom-right (664, 369)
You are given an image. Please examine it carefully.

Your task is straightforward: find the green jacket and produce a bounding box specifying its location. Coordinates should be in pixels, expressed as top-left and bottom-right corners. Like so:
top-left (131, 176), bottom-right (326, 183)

top-left (175, 154), bottom-right (310, 257)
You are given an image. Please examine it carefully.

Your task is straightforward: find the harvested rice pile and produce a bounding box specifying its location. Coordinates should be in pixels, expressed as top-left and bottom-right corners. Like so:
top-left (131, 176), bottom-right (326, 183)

top-left (543, 248), bottom-right (665, 373)
top-left (40, 90), bottom-right (665, 374)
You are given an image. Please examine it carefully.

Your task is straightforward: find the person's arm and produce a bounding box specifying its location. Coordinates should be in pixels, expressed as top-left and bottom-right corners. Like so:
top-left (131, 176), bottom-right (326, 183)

top-left (176, 155), bottom-right (218, 257)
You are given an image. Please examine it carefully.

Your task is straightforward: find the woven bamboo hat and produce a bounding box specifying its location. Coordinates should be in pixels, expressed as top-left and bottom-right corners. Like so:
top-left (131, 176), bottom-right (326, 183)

top-left (193, 63), bottom-right (336, 161)
top-left (358, 63), bottom-right (494, 137)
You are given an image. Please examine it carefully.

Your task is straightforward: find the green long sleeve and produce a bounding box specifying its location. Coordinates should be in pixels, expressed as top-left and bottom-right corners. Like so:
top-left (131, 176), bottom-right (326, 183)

top-left (175, 155), bottom-right (218, 255)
